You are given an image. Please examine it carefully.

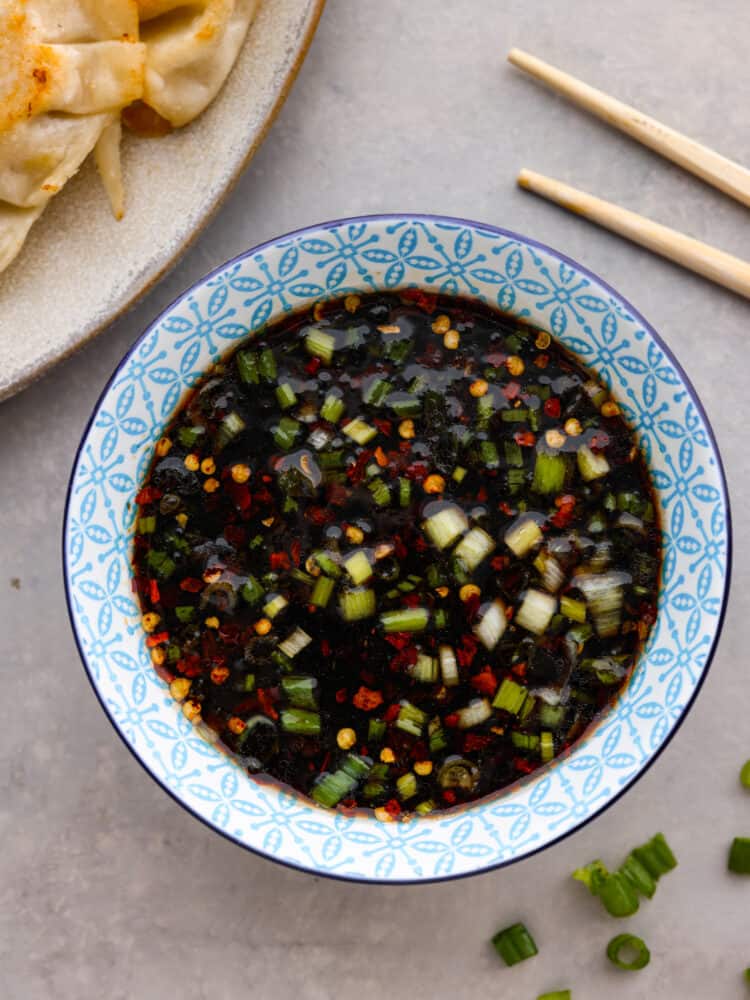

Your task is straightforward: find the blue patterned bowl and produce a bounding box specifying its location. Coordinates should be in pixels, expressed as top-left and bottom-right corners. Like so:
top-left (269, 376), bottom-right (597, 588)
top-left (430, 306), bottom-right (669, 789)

top-left (64, 214), bottom-right (730, 882)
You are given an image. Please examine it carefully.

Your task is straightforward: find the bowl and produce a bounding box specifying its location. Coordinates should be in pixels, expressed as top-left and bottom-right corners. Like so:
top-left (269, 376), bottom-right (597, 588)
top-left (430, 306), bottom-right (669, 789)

top-left (64, 214), bottom-right (730, 883)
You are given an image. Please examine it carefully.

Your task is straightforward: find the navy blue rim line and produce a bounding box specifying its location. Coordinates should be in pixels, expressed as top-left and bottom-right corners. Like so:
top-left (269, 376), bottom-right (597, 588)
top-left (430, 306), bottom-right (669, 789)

top-left (63, 212), bottom-right (733, 886)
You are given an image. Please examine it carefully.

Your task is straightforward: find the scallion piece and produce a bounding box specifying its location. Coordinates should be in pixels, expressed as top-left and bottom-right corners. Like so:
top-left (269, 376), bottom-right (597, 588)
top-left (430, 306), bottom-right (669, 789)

top-left (320, 392), bottom-right (345, 423)
top-left (396, 772), bottom-right (418, 800)
top-left (415, 799), bottom-right (436, 815)
top-left (428, 717), bottom-right (447, 753)
top-left (237, 349), bottom-right (260, 384)
top-left (174, 605), bottom-right (195, 623)
top-left (423, 504), bottom-right (468, 549)
top-left (311, 575), bottom-right (335, 607)
top-left (452, 465), bottom-right (467, 483)
top-left (491, 923), bottom-right (538, 967)
top-left (278, 627), bottom-right (312, 658)
top-left (410, 653), bottom-right (438, 683)
top-left (369, 478), bottom-right (391, 507)
top-left (512, 731), bottom-right (539, 750)
top-left (560, 595), bottom-right (587, 623)
top-left (274, 416), bottom-right (301, 450)
top-left (280, 708), bottom-right (321, 736)
top-left (505, 516), bottom-right (542, 557)
top-left (500, 407), bottom-right (528, 423)
top-left (632, 832), bottom-right (678, 879)
top-left (312, 550), bottom-right (341, 577)
top-left (597, 873), bottom-right (640, 917)
top-left (577, 443), bottom-right (610, 481)
top-left (493, 678), bottom-right (527, 715)
top-left (537, 992), bottom-right (571, 1000)
top-left (240, 575), bottom-right (264, 606)
top-left (532, 451), bottom-right (567, 494)
top-left (344, 549), bottom-right (373, 585)
top-left (474, 599), bottom-right (508, 650)
top-left (606, 933), bottom-right (650, 971)
top-left (340, 588), bottom-right (376, 621)
top-left (363, 377), bottom-right (392, 406)
top-left (396, 701), bottom-right (427, 737)
top-left (388, 392), bottom-right (421, 417)
top-left (619, 853), bottom-right (657, 899)
top-left (343, 417), bottom-right (377, 445)
top-left (281, 675), bottom-right (318, 710)
top-left (479, 440), bottom-right (500, 468)
top-left (540, 730), bottom-right (554, 762)
top-left (515, 589), bottom-right (557, 635)
top-left (137, 515), bottom-right (156, 534)
top-left (399, 477), bottom-right (412, 508)
top-left (258, 348), bottom-right (277, 381)
top-left (438, 645), bottom-right (459, 687)
top-left (456, 698), bottom-right (492, 729)
top-left (263, 593), bottom-right (288, 618)
top-left (380, 607), bottom-right (429, 633)
top-left (305, 328), bottom-right (335, 364)
top-left (728, 837), bottom-right (750, 874)
top-left (275, 382), bottom-right (297, 410)
top-left (453, 526), bottom-right (495, 571)
top-left (740, 760), bottom-right (750, 789)
top-left (367, 718), bottom-right (386, 744)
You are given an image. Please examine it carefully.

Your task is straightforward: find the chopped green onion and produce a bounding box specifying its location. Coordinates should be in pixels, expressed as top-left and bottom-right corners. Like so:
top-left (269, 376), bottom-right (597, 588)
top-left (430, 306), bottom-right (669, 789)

top-left (560, 595), bottom-right (587, 623)
top-left (281, 675), bottom-right (318, 710)
top-left (398, 477), bottom-right (412, 508)
top-left (456, 698), bottom-right (492, 729)
top-left (311, 575), bottom-right (335, 607)
top-left (597, 872), bottom-right (640, 917)
top-left (237, 349), bottom-right (260, 384)
top-left (280, 708), bottom-right (321, 736)
top-left (263, 594), bottom-right (288, 618)
top-left (340, 588), bottom-right (376, 621)
top-left (577, 444), bottom-right (610, 481)
top-left (146, 549), bottom-right (175, 579)
top-left (320, 392), bottom-right (345, 423)
top-left (344, 549), bottom-right (373, 585)
top-left (540, 730), bottom-right (554, 762)
top-left (606, 933), bottom-right (650, 971)
top-left (632, 832), bottom-right (678, 879)
top-left (312, 551), bottom-right (341, 577)
top-left (474, 599), bottom-right (508, 650)
top-left (572, 859), bottom-right (610, 895)
top-left (274, 416), bottom-right (301, 449)
top-left (240, 575), bottom-right (264, 606)
top-left (396, 772), bottom-right (418, 800)
top-left (363, 377), bottom-right (392, 406)
top-left (576, 572), bottom-right (625, 638)
top-left (438, 645), bottom-right (459, 687)
top-left (367, 718), bottom-right (386, 744)
top-left (539, 703), bottom-right (565, 729)
top-left (312, 770), bottom-right (357, 808)
top-left (174, 605), bottom-right (195, 623)
top-left (380, 607), bottom-right (429, 632)
top-left (215, 410), bottom-right (247, 450)
top-left (137, 515), bottom-right (156, 534)
top-left (423, 504), bottom-right (468, 549)
top-left (278, 627), bottom-right (312, 658)
top-left (343, 417), bottom-right (377, 445)
top-left (537, 992), bottom-right (571, 1000)
top-left (177, 425), bottom-right (205, 448)
top-left (305, 328), bottom-right (335, 364)
top-left (428, 717), bottom-right (447, 753)
top-left (504, 439), bottom-right (524, 468)
top-left (453, 526), bottom-right (495, 570)
top-left (275, 382), bottom-right (297, 410)
top-left (619, 853), bottom-right (657, 899)
top-left (476, 394), bottom-right (494, 429)
top-left (728, 837), bottom-right (750, 874)
top-left (532, 451), bottom-right (567, 494)
top-left (740, 760), bottom-right (750, 789)
top-left (410, 653), bottom-right (438, 683)
top-left (515, 589), bottom-right (557, 635)
top-left (479, 440), bottom-right (500, 468)
top-left (396, 701), bottom-right (427, 737)
top-left (505, 517), bottom-right (542, 557)
top-left (388, 392), bottom-right (421, 417)
top-left (415, 799), bottom-right (436, 815)
top-left (493, 678), bottom-right (528, 715)
top-left (452, 465), bottom-right (467, 483)
top-left (258, 348), bottom-right (277, 381)
top-left (512, 731), bottom-right (540, 750)
top-left (368, 478), bottom-right (391, 506)
top-left (491, 923), bottom-right (538, 967)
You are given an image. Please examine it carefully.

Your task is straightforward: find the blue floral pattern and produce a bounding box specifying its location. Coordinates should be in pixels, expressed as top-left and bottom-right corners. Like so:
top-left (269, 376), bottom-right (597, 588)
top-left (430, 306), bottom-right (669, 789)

top-left (64, 216), bottom-right (729, 882)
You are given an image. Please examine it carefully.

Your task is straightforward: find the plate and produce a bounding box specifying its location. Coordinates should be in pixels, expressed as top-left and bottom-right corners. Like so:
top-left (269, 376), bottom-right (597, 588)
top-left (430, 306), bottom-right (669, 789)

top-left (0, 0), bottom-right (325, 403)
top-left (64, 214), bottom-right (730, 883)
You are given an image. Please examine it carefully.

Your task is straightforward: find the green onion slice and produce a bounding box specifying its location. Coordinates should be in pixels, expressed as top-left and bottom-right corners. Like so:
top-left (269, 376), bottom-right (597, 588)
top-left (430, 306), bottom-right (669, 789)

top-left (606, 933), bottom-right (650, 971)
top-left (491, 922), bottom-right (538, 967)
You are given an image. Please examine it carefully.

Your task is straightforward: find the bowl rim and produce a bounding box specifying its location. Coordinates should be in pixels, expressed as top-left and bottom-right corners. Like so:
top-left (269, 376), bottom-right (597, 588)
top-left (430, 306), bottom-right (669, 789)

top-left (63, 212), bottom-right (732, 884)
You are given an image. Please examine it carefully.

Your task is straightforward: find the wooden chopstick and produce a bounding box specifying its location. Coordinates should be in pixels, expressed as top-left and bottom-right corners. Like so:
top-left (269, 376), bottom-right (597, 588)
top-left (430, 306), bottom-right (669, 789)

top-left (508, 48), bottom-right (750, 209)
top-left (518, 168), bottom-right (750, 300)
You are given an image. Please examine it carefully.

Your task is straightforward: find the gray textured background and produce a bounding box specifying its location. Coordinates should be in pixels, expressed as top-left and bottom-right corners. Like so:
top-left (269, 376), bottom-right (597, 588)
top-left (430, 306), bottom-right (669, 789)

top-left (1, 2), bottom-right (748, 997)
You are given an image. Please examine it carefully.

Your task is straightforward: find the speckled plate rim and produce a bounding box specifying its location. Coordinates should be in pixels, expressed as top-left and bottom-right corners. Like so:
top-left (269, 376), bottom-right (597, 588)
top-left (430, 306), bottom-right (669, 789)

top-left (0, 0), bottom-right (326, 404)
top-left (64, 213), bottom-right (731, 884)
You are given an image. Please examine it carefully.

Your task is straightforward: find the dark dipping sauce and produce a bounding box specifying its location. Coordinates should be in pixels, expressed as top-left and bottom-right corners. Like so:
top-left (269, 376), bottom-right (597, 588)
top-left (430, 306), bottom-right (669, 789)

top-left (132, 290), bottom-right (660, 818)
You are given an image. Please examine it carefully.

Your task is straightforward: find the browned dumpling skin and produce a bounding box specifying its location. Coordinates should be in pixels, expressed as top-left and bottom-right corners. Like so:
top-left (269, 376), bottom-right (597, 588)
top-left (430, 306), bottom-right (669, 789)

top-left (0, 0), bottom-right (145, 273)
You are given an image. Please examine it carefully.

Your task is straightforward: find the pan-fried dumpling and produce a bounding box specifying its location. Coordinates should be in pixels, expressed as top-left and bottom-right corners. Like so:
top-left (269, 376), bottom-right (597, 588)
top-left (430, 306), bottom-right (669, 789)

top-left (135, 0), bottom-right (259, 127)
top-left (0, 0), bottom-right (144, 273)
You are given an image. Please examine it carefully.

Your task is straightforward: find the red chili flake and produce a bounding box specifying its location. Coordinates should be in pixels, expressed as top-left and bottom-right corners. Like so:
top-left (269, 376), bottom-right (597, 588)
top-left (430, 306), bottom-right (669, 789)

top-left (305, 356), bottom-right (322, 376)
top-left (398, 440), bottom-right (412, 454)
top-left (347, 450), bottom-right (372, 484)
top-left (149, 579), bottom-right (161, 604)
top-left (490, 555), bottom-right (508, 571)
top-left (335, 688), bottom-right (348, 704)
top-left (514, 430), bottom-right (536, 447)
top-left (414, 536), bottom-right (428, 553)
top-left (254, 487), bottom-right (273, 505)
top-left (383, 703), bottom-right (401, 723)
top-left (535, 353), bottom-right (549, 368)
top-left (225, 481), bottom-right (252, 512)
top-left (152, 662), bottom-right (173, 684)
top-left (306, 506), bottom-right (333, 526)
top-left (217, 623), bottom-right (243, 646)
top-left (551, 494), bottom-right (576, 528)
top-left (383, 798), bottom-right (402, 818)
top-left (261, 475), bottom-right (272, 484)
top-left (135, 485), bottom-right (162, 505)
top-left (512, 661), bottom-right (528, 678)
top-left (406, 461), bottom-right (429, 481)
top-left (463, 593), bottom-right (481, 622)
top-left (145, 631), bottom-right (169, 648)
top-left (327, 482), bottom-right (349, 506)
top-left (502, 381), bottom-right (521, 400)
top-left (233, 696), bottom-right (259, 714)
top-left (320, 751), bottom-right (331, 773)
top-left (353, 686), bottom-right (384, 711)
top-left (442, 789), bottom-right (457, 805)
top-left (498, 500), bottom-right (514, 517)
top-left (543, 397), bottom-right (561, 418)
top-left (290, 540), bottom-right (302, 566)
top-left (373, 418), bottom-right (392, 436)
top-left (176, 653), bottom-right (202, 678)
top-left (514, 757), bottom-right (536, 774)
top-left (393, 537), bottom-right (408, 560)
top-left (401, 288), bottom-right (437, 313)
top-left (385, 633), bottom-right (412, 650)
top-left (257, 688), bottom-right (279, 721)
top-left (410, 741), bottom-right (427, 761)
top-left (444, 712), bottom-right (460, 728)
top-left (390, 646), bottom-right (418, 672)
top-left (470, 667), bottom-right (498, 696)
top-left (321, 639), bottom-right (331, 656)
top-left (456, 634), bottom-right (478, 668)
top-left (463, 732), bottom-right (493, 752)
top-left (223, 523), bottom-right (247, 549)
top-left (476, 486), bottom-right (488, 502)
top-left (401, 592), bottom-right (422, 608)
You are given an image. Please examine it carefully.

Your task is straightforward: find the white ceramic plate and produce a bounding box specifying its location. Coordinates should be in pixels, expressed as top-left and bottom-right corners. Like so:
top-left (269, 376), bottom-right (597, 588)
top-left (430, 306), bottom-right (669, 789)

top-left (0, 0), bottom-right (325, 403)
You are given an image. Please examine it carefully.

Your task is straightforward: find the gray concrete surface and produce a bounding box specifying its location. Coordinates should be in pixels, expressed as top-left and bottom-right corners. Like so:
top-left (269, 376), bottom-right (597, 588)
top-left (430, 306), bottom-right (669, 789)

top-left (1, 2), bottom-right (749, 997)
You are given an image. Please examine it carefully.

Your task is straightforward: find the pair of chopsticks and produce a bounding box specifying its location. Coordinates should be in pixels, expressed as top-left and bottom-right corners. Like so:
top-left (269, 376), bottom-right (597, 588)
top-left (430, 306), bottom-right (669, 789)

top-left (508, 48), bottom-right (750, 300)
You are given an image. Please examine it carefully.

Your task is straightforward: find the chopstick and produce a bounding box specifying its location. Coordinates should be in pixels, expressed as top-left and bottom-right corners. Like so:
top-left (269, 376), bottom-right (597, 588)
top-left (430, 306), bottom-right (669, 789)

top-left (508, 48), bottom-right (750, 209)
top-left (518, 168), bottom-right (750, 300)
